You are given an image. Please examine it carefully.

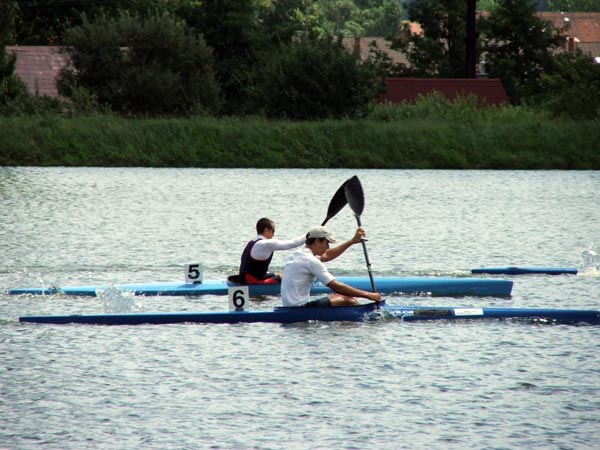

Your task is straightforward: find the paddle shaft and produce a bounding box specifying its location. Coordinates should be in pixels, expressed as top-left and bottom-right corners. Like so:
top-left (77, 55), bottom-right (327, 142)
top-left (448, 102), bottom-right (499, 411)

top-left (353, 214), bottom-right (377, 293)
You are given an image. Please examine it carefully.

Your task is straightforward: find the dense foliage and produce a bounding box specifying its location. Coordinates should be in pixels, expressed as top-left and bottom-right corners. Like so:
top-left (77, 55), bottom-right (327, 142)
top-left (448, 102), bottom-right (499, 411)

top-left (0, 0), bottom-right (64, 116)
top-left (547, 0), bottom-right (600, 12)
top-left (52, 1), bottom-right (396, 118)
top-left (535, 51), bottom-right (600, 120)
top-left (429, 0), bottom-right (597, 10)
top-left (1, 0), bottom-right (28, 106)
top-left (194, 0), bottom-right (262, 115)
top-left (58, 13), bottom-right (221, 116)
top-left (315, 0), bottom-right (403, 37)
top-left (4, 0), bottom-right (600, 120)
top-left (392, 0), bottom-right (468, 78)
top-left (479, 0), bottom-right (562, 104)
top-left (14, 0), bottom-right (405, 45)
top-left (15, 0), bottom-right (179, 45)
top-left (257, 35), bottom-right (386, 119)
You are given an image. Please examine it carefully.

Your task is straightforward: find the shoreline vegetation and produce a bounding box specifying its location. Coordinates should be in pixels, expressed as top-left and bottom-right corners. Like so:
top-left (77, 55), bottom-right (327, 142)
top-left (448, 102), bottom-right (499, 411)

top-left (2, 100), bottom-right (599, 169)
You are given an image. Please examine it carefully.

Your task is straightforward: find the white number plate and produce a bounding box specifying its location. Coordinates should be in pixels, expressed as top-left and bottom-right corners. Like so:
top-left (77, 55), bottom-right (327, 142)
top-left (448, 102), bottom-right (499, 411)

top-left (185, 263), bottom-right (203, 284)
top-left (229, 286), bottom-right (249, 311)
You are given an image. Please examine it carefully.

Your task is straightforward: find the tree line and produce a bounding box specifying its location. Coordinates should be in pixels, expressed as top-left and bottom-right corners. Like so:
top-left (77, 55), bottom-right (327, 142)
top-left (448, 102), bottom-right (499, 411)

top-left (1, 0), bottom-right (599, 120)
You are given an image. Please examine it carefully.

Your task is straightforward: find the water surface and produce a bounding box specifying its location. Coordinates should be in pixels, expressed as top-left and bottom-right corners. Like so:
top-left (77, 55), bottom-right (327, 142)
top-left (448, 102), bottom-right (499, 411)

top-left (1, 168), bottom-right (599, 449)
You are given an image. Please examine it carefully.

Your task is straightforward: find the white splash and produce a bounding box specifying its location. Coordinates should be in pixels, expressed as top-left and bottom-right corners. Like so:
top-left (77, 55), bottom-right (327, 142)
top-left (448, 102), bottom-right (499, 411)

top-left (579, 244), bottom-right (599, 277)
top-left (98, 285), bottom-right (144, 313)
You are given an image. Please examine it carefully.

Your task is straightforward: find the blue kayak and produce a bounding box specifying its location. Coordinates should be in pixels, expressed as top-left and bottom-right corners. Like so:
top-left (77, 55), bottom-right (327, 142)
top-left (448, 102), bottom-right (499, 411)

top-left (8, 276), bottom-right (513, 297)
top-left (18, 302), bottom-right (600, 326)
top-left (471, 267), bottom-right (578, 275)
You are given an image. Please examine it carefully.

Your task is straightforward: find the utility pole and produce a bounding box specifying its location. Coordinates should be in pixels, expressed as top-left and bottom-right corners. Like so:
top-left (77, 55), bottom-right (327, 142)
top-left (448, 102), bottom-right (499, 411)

top-left (465, 0), bottom-right (477, 78)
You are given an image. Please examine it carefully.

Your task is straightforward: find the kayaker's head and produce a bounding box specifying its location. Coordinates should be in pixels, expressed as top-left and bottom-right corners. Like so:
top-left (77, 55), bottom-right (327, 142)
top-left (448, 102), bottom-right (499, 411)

top-left (305, 225), bottom-right (336, 256)
top-left (256, 217), bottom-right (275, 238)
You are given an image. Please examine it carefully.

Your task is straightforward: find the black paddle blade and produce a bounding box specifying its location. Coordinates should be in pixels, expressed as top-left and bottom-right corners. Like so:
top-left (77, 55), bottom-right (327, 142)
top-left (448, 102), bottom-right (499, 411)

top-left (321, 181), bottom-right (348, 225)
top-left (344, 175), bottom-right (365, 217)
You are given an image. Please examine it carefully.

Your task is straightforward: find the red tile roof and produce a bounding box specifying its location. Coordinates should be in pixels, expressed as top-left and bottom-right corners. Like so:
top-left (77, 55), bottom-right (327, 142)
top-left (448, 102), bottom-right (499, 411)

top-left (6, 45), bottom-right (67, 97)
top-left (341, 37), bottom-right (409, 66)
top-left (538, 12), bottom-right (600, 44)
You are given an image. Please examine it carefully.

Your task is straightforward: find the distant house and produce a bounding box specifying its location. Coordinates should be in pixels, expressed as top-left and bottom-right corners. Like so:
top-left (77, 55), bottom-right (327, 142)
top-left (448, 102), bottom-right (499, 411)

top-left (6, 46), bottom-right (66, 97)
top-left (341, 13), bottom-right (600, 107)
top-left (538, 11), bottom-right (600, 57)
top-left (340, 35), bottom-right (510, 106)
top-left (378, 78), bottom-right (509, 106)
top-left (340, 22), bottom-right (423, 67)
top-left (340, 36), bottom-right (409, 66)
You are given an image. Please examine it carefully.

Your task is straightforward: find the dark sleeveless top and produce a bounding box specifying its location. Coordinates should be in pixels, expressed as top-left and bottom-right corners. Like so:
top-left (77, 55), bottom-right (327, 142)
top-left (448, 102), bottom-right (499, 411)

top-left (239, 239), bottom-right (273, 282)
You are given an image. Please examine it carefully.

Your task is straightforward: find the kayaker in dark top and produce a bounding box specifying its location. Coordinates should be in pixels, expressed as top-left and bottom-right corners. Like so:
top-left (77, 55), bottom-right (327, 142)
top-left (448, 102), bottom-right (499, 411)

top-left (238, 218), bottom-right (305, 284)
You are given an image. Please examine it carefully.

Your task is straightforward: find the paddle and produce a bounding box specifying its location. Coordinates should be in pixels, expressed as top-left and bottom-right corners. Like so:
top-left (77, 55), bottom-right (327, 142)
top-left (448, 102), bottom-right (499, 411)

top-left (343, 175), bottom-right (377, 294)
top-left (321, 180), bottom-right (348, 226)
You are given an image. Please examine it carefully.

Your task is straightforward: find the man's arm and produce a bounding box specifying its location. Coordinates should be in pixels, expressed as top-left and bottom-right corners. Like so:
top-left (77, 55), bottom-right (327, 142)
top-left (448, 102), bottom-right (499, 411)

top-left (327, 279), bottom-right (382, 303)
top-left (320, 228), bottom-right (365, 262)
top-left (252, 234), bottom-right (305, 260)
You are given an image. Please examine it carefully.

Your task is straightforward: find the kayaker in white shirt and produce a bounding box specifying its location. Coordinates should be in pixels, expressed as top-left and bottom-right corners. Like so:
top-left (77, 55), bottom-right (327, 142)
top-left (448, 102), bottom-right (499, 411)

top-left (281, 225), bottom-right (382, 307)
top-left (238, 217), bottom-right (305, 284)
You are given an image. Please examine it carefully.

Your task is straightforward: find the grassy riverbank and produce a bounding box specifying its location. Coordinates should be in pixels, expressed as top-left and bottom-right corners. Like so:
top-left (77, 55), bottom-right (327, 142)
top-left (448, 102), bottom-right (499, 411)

top-left (2, 102), bottom-right (599, 169)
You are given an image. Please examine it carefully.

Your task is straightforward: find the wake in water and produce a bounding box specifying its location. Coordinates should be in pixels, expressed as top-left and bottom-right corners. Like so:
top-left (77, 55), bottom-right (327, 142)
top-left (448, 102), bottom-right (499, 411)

top-left (579, 244), bottom-right (599, 276)
top-left (98, 286), bottom-right (144, 313)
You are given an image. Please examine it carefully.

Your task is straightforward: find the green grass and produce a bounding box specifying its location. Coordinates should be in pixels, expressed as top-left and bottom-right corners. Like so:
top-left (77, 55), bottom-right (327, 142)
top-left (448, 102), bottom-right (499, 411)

top-left (2, 101), bottom-right (599, 169)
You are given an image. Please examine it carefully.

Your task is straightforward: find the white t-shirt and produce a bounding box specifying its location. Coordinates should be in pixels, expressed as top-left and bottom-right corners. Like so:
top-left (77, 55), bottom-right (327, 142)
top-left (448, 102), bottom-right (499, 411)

top-left (281, 247), bottom-right (335, 306)
top-left (250, 234), bottom-right (306, 260)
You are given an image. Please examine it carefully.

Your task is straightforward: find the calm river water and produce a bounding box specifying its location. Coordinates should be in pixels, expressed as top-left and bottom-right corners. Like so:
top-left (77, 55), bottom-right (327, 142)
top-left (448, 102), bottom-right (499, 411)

top-left (1, 168), bottom-right (599, 449)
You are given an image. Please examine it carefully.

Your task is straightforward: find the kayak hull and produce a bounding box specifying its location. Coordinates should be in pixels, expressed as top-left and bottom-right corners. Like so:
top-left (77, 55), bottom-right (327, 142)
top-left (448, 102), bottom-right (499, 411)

top-left (18, 303), bottom-right (600, 326)
top-left (8, 276), bottom-right (513, 297)
top-left (471, 267), bottom-right (578, 275)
